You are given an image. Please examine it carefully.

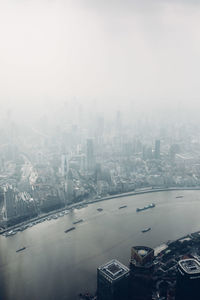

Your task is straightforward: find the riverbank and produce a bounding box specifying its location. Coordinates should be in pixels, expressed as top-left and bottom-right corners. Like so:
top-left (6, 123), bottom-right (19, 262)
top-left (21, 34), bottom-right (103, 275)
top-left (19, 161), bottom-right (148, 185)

top-left (1, 186), bottom-right (200, 234)
top-left (85, 186), bottom-right (200, 205)
top-left (2, 189), bottom-right (200, 300)
top-left (81, 228), bottom-right (200, 300)
top-left (0, 202), bottom-right (88, 234)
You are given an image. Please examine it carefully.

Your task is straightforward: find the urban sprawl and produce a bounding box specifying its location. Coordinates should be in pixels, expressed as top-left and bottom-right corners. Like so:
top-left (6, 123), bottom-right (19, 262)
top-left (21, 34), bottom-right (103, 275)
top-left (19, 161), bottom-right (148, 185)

top-left (0, 108), bottom-right (200, 231)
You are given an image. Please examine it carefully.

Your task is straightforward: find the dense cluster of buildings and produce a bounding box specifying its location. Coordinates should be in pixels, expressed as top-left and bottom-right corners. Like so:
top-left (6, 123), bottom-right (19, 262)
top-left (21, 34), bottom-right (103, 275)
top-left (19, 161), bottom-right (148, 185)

top-left (80, 231), bottom-right (200, 300)
top-left (1, 107), bottom-right (200, 227)
top-left (2, 185), bottom-right (36, 226)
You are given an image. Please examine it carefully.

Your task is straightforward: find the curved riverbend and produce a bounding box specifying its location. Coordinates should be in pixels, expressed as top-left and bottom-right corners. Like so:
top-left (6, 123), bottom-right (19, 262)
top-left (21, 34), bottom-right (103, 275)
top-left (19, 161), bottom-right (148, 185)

top-left (2, 186), bottom-right (200, 235)
top-left (1, 189), bottom-right (200, 300)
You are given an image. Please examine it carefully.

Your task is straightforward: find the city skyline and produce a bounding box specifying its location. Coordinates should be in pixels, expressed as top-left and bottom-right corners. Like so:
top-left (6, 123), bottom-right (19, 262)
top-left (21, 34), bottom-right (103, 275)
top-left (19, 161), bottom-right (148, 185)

top-left (1, 0), bottom-right (200, 121)
top-left (1, 0), bottom-right (200, 299)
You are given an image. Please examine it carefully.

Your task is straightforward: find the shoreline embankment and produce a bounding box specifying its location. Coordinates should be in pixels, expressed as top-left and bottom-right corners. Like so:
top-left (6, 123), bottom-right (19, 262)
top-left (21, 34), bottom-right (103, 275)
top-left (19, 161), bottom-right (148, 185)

top-left (1, 186), bottom-right (200, 234)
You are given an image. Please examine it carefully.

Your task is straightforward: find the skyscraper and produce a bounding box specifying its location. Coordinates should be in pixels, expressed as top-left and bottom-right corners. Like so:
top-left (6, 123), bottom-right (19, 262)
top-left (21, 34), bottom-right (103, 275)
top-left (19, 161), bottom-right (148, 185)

top-left (130, 246), bottom-right (154, 269)
top-left (86, 138), bottom-right (95, 172)
top-left (66, 169), bottom-right (74, 203)
top-left (176, 259), bottom-right (200, 300)
top-left (61, 154), bottom-right (68, 177)
top-left (97, 259), bottom-right (130, 300)
top-left (154, 139), bottom-right (160, 159)
top-left (129, 246), bottom-right (154, 300)
top-left (3, 186), bottom-right (16, 220)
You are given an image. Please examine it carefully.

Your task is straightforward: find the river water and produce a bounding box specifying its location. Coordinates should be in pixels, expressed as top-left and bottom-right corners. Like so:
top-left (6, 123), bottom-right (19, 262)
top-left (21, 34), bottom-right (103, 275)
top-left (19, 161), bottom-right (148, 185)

top-left (1, 190), bottom-right (200, 300)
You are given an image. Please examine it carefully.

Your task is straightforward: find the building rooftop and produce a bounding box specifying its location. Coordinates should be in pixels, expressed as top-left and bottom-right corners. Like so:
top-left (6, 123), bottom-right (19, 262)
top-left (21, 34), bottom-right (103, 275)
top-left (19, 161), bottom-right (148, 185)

top-left (98, 259), bottom-right (129, 282)
top-left (138, 249), bottom-right (148, 257)
top-left (179, 259), bottom-right (200, 274)
top-left (132, 246), bottom-right (154, 257)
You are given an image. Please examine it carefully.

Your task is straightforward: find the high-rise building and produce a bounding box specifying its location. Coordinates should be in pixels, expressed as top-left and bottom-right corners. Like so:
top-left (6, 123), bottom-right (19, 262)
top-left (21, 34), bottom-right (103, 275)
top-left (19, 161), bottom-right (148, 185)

top-left (154, 140), bottom-right (160, 159)
top-left (97, 259), bottom-right (130, 300)
top-left (176, 259), bottom-right (200, 300)
top-left (130, 246), bottom-right (154, 274)
top-left (66, 169), bottom-right (74, 203)
top-left (86, 138), bottom-right (95, 172)
top-left (80, 154), bottom-right (86, 172)
top-left (61, 154), bottom-right (68, 177)
top-left (3, 186), bottom-right (16, 220)
top-left (130, 246), bottom-right (154, 300)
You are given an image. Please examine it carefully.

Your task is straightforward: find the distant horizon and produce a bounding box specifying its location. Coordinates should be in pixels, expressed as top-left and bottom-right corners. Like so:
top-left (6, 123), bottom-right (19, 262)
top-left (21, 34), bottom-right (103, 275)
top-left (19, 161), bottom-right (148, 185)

top-left (1, 0), bottom-right (200, 121)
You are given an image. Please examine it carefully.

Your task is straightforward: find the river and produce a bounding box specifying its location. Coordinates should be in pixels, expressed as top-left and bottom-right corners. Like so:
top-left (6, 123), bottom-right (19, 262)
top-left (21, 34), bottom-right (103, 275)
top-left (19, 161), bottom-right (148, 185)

top-left (1, 190), bottom-right (200, 300)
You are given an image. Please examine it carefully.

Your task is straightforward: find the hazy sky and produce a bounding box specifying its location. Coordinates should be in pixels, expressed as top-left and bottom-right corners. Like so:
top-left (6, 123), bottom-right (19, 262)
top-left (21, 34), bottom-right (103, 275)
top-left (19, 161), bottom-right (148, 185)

top-left (1, 0), bottom-right (200, 118)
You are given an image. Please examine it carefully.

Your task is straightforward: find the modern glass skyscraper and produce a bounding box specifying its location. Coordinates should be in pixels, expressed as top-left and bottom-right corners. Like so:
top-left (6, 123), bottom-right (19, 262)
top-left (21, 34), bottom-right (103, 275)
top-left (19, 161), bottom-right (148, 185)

top-left (97, 259), bottom-right (130, 300)
top-left (176, 259), bottom-right (200, 300)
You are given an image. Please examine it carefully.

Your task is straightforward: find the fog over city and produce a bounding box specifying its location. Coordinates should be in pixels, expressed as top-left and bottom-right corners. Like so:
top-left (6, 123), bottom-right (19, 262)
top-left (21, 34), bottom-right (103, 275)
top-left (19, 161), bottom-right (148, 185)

top-left (1, 0), bottom-right (200, 121)
top-left (1, 1), bottom-right (200, 300)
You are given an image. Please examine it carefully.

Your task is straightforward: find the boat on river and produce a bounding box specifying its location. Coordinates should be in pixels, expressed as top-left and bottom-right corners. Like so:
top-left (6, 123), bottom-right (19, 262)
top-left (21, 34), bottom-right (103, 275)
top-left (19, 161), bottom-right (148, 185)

top-left (136, 203), bottom-right (155, 212)
top-left (64, 227), bottom-right (76, 233)
top-left (73, 219), bottom-right (83, 225)
top-left (16, 247), bottom-right (26, 253)
top-left (97, 208), bottom-right (103, 212)
top-left (141, 227), bottom-right (151, 233)
top-left (119, 205), bottom-right (127, 209)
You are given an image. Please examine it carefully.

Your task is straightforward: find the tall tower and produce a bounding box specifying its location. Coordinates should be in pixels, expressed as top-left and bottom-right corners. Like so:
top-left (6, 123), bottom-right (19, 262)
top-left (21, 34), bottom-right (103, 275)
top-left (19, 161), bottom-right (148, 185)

top-left (3, 186), bottom-right (16, 221)
top-left (61, 154), bottom-right (68, 177)
top-left (129, 246), bottom-right (154, 300)
top-left (154, 140), bottom-right (160, 159)
top-left (86, 138), bottom-right (95, 172)
top-left (66, 169), bottom-right (74, 203)
top-left (97, 259), bottom-right (130, 300)
top-left (176, 259), bottom-right (200, 300)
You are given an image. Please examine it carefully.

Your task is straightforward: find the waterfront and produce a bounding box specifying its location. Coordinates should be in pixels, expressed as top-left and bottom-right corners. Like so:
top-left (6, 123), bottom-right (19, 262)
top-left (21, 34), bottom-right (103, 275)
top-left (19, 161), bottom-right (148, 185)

top-left (1, 190), bottom-right (200, 300)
